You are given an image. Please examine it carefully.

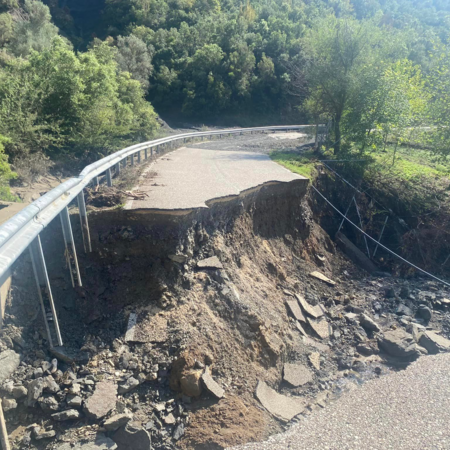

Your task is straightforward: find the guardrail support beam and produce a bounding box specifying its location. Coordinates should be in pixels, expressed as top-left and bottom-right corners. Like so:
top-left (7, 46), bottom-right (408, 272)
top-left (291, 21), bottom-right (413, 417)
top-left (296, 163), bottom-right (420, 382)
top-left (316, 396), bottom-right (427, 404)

top-left (106, 168), bottom-right (112, 187)
top-left (29, 236), bottom-right (63, 347)
top-left (77, 191), bottom-right (92, 253)
top-left (130, 154), bottom-right (134, 166)
top-left (115, 162), bottom-right (120, 177)
top-left (137, 151), bottom-right (141, 163)
top-left (60, 207), bottom-right (82, 288)
top-left (93, 176), bottom-right (99, 187)
top-left (145, 149), bottom-right (148, 159)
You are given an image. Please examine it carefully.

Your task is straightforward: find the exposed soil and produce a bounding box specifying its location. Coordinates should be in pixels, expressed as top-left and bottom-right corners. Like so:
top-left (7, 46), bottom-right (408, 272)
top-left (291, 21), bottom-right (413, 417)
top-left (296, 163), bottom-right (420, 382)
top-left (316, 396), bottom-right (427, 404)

top-left (0, 134), bottom-right (449, 450)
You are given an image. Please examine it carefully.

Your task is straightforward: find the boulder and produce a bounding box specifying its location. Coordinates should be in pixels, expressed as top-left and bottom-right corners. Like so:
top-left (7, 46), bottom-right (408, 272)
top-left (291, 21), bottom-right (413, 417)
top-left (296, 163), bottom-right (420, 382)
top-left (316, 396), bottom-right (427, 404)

top-left (113, 423), bottom-right (151, 450)
top-left (0, 350), bottom-right (20, 383)
top-left (396, 304), bottom-right (413, 317)
top-left (180, 370), bottom-right (202, 397)
top-left (201, 371), bottom-right (224, 399)
top-left (378, 329), bottom-right (423, 360)
top-left (417, 305), bottom-right (432, 322)
top-left (419, 331), bottom-right (450, 354)
top-left (84, 381), bottom-right (117, 420)
top-left (359, 314), bottom-right (381, 333)
top-left (118, 377), bottom-right (139, 395)
top-left (52, 409), bottom-right (82, 421)
top-left (2, 398), bottom-right (17, 412)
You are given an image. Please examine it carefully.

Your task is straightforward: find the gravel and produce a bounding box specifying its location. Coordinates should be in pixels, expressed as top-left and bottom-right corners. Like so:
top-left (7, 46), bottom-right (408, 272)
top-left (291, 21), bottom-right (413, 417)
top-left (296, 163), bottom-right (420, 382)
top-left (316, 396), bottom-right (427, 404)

top-left (230, 353), bottom-right (450, 450)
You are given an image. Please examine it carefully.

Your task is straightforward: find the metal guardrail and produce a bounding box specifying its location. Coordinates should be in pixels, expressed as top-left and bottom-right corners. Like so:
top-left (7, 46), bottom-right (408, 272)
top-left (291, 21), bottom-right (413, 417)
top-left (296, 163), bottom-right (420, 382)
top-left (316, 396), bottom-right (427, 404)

top-left (0, 125), bottom-right (311, 348)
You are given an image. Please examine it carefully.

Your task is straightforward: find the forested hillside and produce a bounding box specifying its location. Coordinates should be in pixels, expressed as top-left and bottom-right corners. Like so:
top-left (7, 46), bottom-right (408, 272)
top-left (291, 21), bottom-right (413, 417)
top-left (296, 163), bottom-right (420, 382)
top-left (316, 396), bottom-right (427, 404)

top-left (0, 0), bottom-right (450, 198)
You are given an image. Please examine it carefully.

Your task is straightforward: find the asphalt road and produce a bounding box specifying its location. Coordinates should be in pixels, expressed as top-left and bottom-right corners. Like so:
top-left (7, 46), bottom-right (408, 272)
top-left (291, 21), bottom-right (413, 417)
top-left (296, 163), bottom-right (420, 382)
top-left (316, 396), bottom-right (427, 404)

top-left (125, 146), bottom-right (305, 210)
top-left (230, 353), bottom-right (450, 450)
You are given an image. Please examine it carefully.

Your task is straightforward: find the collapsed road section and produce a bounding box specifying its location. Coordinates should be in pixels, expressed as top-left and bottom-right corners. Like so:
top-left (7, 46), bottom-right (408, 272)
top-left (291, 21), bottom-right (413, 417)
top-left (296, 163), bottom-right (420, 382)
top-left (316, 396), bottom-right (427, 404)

top-left (0, 135), bottom-right (450, 450)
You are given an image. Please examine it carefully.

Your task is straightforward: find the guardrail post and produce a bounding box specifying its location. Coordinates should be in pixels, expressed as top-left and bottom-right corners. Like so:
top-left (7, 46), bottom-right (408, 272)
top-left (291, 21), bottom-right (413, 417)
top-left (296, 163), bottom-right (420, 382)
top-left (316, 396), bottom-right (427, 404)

top-left (137, 151), bottom-right (141, 163)
top-left (60, 207), bottom-right (82, 288)
top-left (115, 162), bottom-right (120, 177)
top-left (29, 236), bottom-right (63, 347)
top-left (77, 191), bottom-right (92, 253)
top-left (122, 158), bottom-right (127, 169)
top-left (145, 148), bottom-right (148, 159)
top-left (151, 147), bottom-right (154, 157)
top-left (130, 154), bottom-right (134, 166)
top-left (106, 168), bottom-right (112, 187)
top-left (93, 176), bottom-right (99, 187)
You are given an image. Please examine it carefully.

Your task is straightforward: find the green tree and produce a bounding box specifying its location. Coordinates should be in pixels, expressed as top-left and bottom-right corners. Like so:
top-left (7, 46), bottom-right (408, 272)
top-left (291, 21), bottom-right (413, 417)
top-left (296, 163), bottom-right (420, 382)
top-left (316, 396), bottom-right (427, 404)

top-left (116, 34), bottom-right (154, 92)
top-left (7, 0), bottom-right (60, 57)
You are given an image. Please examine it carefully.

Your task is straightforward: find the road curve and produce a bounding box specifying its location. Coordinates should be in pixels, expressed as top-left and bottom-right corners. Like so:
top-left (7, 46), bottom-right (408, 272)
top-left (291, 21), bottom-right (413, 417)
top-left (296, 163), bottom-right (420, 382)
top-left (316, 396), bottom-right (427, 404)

top-left (230, 353), bottom-right (450, 450)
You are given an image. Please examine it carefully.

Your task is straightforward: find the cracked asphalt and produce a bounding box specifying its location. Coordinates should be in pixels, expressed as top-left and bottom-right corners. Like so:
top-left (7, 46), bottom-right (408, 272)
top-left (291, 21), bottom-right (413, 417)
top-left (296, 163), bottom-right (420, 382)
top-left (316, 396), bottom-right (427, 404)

top-left (230, 353), bottom-right (450, 450)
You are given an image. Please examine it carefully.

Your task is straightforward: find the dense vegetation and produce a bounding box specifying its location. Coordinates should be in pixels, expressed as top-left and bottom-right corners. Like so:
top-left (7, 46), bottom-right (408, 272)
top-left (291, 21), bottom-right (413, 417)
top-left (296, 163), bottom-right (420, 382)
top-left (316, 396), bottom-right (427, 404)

top-left (0, 0), bottom-right (450, 199)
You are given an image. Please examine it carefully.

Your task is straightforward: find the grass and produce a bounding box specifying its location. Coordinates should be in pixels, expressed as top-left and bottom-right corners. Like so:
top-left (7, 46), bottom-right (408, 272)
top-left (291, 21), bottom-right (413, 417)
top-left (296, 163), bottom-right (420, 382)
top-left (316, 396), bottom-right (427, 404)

top-left (270, 149), bottom-right (317, 179)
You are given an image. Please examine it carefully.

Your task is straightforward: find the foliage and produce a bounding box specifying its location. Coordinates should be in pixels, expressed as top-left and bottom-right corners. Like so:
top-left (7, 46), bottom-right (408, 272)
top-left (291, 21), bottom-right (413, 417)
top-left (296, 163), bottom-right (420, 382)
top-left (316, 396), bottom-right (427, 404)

top-left (270, 150), bottom-right (317, 179)
top-left (0, 134), bottom-right (17, 200)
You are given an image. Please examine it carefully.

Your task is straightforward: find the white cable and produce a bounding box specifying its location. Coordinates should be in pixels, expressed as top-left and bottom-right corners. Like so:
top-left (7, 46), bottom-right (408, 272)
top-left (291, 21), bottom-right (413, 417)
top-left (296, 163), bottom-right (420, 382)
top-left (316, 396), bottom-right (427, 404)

top-left (311, 185), bottom-right (450, 288)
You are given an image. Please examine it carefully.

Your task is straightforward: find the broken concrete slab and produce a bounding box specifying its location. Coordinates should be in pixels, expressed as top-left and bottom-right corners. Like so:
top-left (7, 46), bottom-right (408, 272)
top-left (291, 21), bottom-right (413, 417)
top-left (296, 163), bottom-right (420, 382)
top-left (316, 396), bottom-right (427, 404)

top-left (419, 331), bottom-right (450, 354)
top-left (283, 363), bottom-right (313, 387)
top-left (309, 271), bottom-right (336, 286)
top-left (84, 381), bottom-right (117, 420)
top-left (104, 414), bottom-right (132, 431)
top-left (60, 435), bottom-right (117, 450)
top-left (201, 371), bottom-right (225, 399)
top-left (113, 423), bottom-right (151, 450)
top-left (302, 336), bottom-right (329, 352)
top-left (0, 350), bottom-right (20, 383)
top-left (308, 352), bottom-right (321, 370)
top-left (197, 256), bottom-right (223, 270)
top-left (307, 317), bottom-right (331, 340)
top-left (256, 380), bottom-right (305, 422)
top-left (295, 294), bottom-right (319, 318)
top-left (296, 321), bottom-right (307, 336)
top-left (286, 299), bottom-right (306, 322)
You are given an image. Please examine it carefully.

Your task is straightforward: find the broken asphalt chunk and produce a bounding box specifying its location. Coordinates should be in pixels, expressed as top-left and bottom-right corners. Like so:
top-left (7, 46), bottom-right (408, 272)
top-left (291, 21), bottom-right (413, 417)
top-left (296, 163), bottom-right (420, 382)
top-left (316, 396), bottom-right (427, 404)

top-left (309, 271), bottom-right (336, 286)
top-left (283, 363), bottom-right (313, 387)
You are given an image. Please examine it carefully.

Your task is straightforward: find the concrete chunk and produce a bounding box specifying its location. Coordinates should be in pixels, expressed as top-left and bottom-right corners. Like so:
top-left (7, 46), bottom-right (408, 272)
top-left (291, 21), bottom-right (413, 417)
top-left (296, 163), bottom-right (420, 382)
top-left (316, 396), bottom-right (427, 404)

top-left (295, 294), bottom-right (319, 318)
top-left (256, 381), bottom-right (305, 422)
top-left (309, 271), bottom-right (336, 286)
top-left (201, 371), bottom-right (225, 398)
top-left (283, 363), bottom-right (313, 387)
top-left (197, 256), bottom-right (223, 269)
top-left (84, 381), bottom-right (117, 420)
top-left (419, 331), bottom-right (450, 354)
top-left (0, 350), bottom-right (20, 383)
top-left (286, 299), bottom-right (306, 322)
top-left (307, 317), bottom-right (331, 340)
top-left (124, 313), bottom-right (137, 343)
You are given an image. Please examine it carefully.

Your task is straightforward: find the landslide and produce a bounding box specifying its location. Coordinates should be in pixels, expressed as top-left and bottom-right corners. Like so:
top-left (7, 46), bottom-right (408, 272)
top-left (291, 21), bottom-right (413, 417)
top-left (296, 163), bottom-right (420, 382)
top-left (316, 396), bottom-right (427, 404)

top-left (2, 177), bottom-right (450, 450)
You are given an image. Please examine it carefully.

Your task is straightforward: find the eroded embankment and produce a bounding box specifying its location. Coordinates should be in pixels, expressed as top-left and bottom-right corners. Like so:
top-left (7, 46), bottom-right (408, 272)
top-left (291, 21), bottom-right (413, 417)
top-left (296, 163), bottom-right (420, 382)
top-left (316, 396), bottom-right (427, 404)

top-left (2, 179), bottom-right (450, 450)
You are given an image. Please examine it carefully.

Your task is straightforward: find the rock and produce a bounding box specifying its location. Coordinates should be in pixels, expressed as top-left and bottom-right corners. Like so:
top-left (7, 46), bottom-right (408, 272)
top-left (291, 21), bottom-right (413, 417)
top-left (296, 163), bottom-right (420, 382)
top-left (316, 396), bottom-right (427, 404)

top-left (35, 430), bottom-right (56, 440)
top-left (417, 305), bottom-right (432, 322)
top-left (419, 331), bottom-right (450, 354)
top-left (344, 312), bottom-right (358, 323)
top-left (84, 381), bottom-right (117, 420)
top-left (0, 350), bottom-right (20, 383)
top-left (296, 294), bottom-right (321, 318)
top-left (2, 398), bottom-right (17, 412)
top-left (69, 383), bottom-right (81, 395)
top-left (50, 358), bottom-right (58, 373)
top-left (67, 395), bottom-right (83, 408)
top-left (256, 380), bottom-right (305, 422)
top-left (118, 377), bottom-right (139, 395)
top-left (27, 378), bottom-right (45, 407)
top-left (359, 314), bottom-right (381, 333)
top-left (180, 370), bottom-right (203, 397)
top-left (400, 284), bottom-right (410, 298)
top-left (286, 300), bottom-right (306, 323)
top-left (201, 371), bottom-right (225, 398)
top-left (113, 423), bottom-right (151, 450)
top-left (12, 385), bottom-right (27, 399)
top-left (378, 329), bottom-right (422, 359)
top-left (44, 376), bottom-right (60, 394)
top-left (39, 396), bottom-right (59, 413)
top-left (104, 414), bottom-right (132, 431)
top-left (283, 363), bottom-right (313, 387)
top-left (396, 304), bottom-right (413, 316)
top-left (168, 254), bottom-right (188, 263)
top-left (52, 409), bottom-right (82, 421)
top-left (34, 368), bottom-right (44, 378)
top-left (356, 343), bottom-right (378, 356)
top-left (50, 346), bottom-right (75, 364)
top-left (307, 317), bottom-right (331, 340)
top-left (308, 352), bottom-right (321, 370)
top-left (309, 271), bottom-right (336, 286)
top-left (60, 436), bottom-right (118, 450)
top-left (385, 287), bottom-right (396, 298)
top-left (197, 256), bottom-right (223, 270)
top-left (163, 413), bottom-right (176, 425)
top-left (296, 321), bottom-right (307, 336)
top-left (173, 423), bottom-right (185, 440)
